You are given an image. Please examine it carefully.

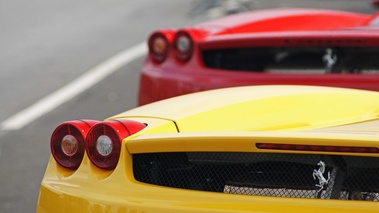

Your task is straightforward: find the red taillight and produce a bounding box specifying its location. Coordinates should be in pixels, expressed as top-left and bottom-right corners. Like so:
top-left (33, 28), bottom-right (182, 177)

top-left (51, 120), bottom-right (99, 169)
top-left (86, 120), bottom-right (146, 170)
top-left (256, 143), bottom-right (379, 153)
top-left (173, 30), bottom-right (194, 62)
top-left (148, 31), bottom-right (174, 64)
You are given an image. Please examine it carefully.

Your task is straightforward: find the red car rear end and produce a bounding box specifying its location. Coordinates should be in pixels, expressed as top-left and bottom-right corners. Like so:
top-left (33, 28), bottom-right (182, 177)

top-left (139, 8), bottom-right (379, 105)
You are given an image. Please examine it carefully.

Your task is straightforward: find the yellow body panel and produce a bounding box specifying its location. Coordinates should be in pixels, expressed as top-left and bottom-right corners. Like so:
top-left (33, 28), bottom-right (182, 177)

top-left (112, 85), bottom-right (379, 132)
top-left (37, 86), bottom-right (379, 212)
top-left (38, 137), bottom-right (379, 213)
top-left (127, 131), bottom-right (379, 156)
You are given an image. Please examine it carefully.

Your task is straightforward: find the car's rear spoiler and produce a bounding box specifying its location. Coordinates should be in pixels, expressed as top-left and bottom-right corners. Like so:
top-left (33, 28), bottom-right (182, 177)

top-left (199, 31), bottom-right (379, 50)
top-left (195, 8), bottom-right (370, 35)
top-left (127, 131), bottom-right (379, 156)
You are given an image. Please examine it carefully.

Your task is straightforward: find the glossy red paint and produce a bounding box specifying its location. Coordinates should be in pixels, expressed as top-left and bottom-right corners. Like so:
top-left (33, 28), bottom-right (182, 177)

top-left (138, 8), bottom-right (379, 105)
top-left (196, 8), bottom-right (369, 34)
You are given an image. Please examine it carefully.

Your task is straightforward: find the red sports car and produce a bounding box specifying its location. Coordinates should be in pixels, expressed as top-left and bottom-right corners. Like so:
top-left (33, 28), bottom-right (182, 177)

top-left (138, 8), bottom-right (379, 105)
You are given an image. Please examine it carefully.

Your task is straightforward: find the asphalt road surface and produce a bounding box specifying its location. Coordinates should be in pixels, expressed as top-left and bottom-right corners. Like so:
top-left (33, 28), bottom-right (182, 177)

top-left (0, 0), bottom-right (376, 212)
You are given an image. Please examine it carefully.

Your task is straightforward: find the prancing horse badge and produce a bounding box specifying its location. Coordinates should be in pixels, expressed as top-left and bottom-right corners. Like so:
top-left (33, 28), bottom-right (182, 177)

top-left (313, 160), bottom-right (331, 193)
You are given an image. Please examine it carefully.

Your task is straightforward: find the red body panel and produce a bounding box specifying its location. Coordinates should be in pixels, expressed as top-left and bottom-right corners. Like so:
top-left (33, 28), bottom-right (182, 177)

top-left (194, 8), bottom-right (369, 34)
top-left (139, 64), bottom-right (379, 105)
top-left (138, 8), bottom-right (379, 105)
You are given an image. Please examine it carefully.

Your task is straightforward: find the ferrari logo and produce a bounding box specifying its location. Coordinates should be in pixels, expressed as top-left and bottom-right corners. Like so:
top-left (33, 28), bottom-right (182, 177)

top-left (322, 48), bottom-right (337, 73)
top-left (313, 160), bottom-right (331, 193)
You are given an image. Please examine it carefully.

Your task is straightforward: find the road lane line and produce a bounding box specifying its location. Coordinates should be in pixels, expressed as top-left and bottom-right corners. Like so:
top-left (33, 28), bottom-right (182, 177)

top-left (0, 42), bottom-right (147, 131)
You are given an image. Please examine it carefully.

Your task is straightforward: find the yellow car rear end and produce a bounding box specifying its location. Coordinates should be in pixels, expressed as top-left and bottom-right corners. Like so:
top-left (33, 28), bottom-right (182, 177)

top-left (37, 86), bottom-right (379, 212)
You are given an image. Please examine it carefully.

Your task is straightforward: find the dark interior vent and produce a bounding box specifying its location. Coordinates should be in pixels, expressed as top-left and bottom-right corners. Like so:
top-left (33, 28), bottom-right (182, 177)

top-left (133, 152), bottom-right (379, 201)
top-left (202, 47), bottom-right (379, 74)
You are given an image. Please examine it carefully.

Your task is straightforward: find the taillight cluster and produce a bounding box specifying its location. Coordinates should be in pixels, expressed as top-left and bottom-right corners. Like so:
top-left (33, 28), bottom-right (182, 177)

top-left (173, 31), bottom-right (194, 62)
top-left (148, 31), bottom-right (173, 64)
top-left (50, 119), bottom-right (146, 170)
top-left (148, 29), bottom-right (204, 64)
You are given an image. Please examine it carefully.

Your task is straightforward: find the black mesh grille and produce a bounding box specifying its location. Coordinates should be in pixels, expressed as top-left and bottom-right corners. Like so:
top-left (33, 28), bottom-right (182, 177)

top-left (202, 47), bottom-right (379, 74)
top-left (133, 152), bottom-right (379, 201)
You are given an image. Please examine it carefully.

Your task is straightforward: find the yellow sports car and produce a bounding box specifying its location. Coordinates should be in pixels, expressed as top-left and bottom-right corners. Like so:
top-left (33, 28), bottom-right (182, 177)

top-left (37, 85), bottom-right (379, 212)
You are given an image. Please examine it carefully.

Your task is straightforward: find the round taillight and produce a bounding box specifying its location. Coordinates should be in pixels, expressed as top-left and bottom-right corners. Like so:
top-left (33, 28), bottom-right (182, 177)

top-left (174, 31), bottom-right (194, 62)
top-left (148, 31), bottom-right (173, 64)
top-left (177, 36), bottom-right (191, 52)
top-left (51, 120), bottom-right (99, 170)
top-left (96, 135), bottom-right (113, 156)
top-left (86, 120), bottom-right (146, 170)
top-left (61, 135), bottom-right (79, 156)
top-left (152, 37), bottom-right (167, 55)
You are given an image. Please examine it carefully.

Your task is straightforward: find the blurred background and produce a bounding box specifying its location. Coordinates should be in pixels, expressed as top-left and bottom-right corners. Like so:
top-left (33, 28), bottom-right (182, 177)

top-left (0, 0), bottom-right (376, 212)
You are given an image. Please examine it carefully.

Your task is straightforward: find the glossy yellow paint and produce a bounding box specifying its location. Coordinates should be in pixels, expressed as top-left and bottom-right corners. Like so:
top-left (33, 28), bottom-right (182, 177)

top-left (113, 85), bottom-right (379, 132)
top-left (37, 135), bottom-right (379, 213)
top-left (38, 86), bottom-right (379, 212)
top-left (126, 131), bottom-right (379, 157)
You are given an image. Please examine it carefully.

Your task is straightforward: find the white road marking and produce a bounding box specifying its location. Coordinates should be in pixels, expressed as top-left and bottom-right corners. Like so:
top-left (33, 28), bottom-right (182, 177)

top-left (0, 42), bottom-right (147, 131)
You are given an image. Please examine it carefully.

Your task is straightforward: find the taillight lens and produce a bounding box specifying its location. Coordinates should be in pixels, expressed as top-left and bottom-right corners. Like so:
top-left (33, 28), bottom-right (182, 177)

top-left (173, 31), bottom-right (194, 62)
top-left (86, 120), bottom-right (146, 170)
top-left (148, 31), bottom-right (173, 64)
top-left (51, 120), bottom-right (99, 169)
